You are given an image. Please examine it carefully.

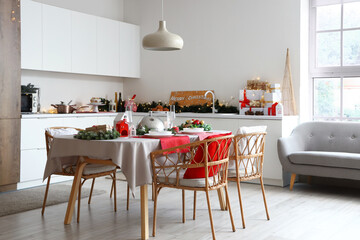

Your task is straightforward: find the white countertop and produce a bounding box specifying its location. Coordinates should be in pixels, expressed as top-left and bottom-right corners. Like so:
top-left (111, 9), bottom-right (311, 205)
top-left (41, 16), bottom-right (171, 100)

top-left (22, 112), bottom-right (283, 120)
top-left (21, 112), bottom-right (119, 119)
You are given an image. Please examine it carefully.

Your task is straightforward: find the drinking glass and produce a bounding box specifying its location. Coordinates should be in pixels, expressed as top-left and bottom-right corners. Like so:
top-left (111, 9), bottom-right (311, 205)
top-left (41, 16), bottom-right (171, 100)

top-left (169, 105), bottom-right (176, 128)
top-left (125, 105), bottom-right (133, 124)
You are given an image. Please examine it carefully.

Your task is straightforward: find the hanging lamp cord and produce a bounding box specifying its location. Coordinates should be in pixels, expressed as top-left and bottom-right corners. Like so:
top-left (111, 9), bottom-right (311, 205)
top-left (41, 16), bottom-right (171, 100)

top-left (161, 0), bottom-right (164, 20)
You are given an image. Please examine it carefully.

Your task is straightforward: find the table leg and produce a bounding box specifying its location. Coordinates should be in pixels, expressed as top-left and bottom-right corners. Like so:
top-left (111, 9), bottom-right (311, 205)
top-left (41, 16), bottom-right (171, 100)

top-left (217, 187), bottom-right (227, 211)
top-left (64, 160), bottom-right (88, 225)
top-left (140, 184), bottom-right (149, 240)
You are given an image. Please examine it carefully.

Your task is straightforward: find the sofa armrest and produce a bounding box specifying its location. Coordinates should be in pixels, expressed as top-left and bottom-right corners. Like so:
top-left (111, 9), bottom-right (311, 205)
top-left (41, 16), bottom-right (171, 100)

top-left (277, 136), bottom-right (306, 171)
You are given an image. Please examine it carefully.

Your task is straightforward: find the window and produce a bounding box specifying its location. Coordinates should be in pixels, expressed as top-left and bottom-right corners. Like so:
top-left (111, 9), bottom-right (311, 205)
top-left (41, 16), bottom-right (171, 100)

top-left (310, 0), bottom-right (360, 120)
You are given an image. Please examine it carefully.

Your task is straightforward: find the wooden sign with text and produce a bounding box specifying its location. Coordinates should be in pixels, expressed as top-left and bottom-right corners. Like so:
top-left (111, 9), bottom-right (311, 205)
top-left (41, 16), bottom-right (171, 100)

top-left (169, 90), bottom-right (214, 106)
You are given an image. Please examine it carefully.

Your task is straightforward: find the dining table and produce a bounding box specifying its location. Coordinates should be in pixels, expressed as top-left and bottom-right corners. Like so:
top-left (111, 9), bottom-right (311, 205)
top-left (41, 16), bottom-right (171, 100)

top-left (44, 131), bottom-right (230, 240)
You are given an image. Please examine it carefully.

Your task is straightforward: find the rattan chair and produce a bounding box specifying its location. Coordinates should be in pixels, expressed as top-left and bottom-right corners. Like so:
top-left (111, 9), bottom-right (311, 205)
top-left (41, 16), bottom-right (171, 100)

top-left (228, 132), bottom-right (270, 228)
top-left (42, 127), bottom-right (118, 222)
top-left (150, 135), bottom-right (236, 240)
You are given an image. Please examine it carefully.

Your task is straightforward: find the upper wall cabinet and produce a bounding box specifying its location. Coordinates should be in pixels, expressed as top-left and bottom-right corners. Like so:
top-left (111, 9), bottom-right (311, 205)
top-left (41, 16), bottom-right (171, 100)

top-left (96, 17), bottom-right (120, 77)
top-left (71, 12), bottom-right (97, 75)
top-left (20, 1), bottom-right (140, 78)
top-left (119, 22), bottom-right (140, 78)
top-left (21, 0), bottom-right (42, 70)
top-left (42, 4), bottom-right (71, 72)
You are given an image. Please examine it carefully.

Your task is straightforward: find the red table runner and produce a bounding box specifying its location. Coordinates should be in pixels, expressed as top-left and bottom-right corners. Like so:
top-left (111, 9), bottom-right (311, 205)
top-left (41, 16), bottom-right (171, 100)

top-left (139, 135), bottom-right (190, 153)
top-left (182, 132), bottom-right (221, 141)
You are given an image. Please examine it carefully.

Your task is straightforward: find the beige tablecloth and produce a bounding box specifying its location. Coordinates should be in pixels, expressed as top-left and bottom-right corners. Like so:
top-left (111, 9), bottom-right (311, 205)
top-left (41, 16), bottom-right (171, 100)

top-left (44, 135), bottom-right (199, 194)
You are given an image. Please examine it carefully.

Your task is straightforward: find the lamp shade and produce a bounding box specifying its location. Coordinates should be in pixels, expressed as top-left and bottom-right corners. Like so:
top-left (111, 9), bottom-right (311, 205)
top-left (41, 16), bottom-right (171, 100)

top-left (142, 21), bottom-right (183, 51)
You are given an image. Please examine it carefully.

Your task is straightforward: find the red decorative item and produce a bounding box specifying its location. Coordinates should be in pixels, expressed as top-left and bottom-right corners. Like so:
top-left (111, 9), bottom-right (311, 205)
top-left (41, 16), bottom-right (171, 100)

top-left (183, 133), bottom-right (232, 179)
top-left (172, 126), bottom-right (180, 133)
top-left (239, 89), bottom-right (250, 109)
top-left (116, 118), bottom-right (129, 137)
top-left (267, 102), bottom-right (279, 116)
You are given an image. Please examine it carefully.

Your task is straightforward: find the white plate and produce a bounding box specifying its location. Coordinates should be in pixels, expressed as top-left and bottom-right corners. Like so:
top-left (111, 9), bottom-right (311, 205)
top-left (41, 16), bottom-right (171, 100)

top-left (182, 128), bottom-right (204, 133)
top-left (210, 130), bottom-right (231, 134)
top-left (148, 130), bottom-right (172, 135)
top-left (145, 133), bottom-right (174, 138)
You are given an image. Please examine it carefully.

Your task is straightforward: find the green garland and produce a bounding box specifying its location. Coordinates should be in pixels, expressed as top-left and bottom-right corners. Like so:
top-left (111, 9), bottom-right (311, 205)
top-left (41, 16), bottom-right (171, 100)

top-left (136, 100), bottom-right (238, 114)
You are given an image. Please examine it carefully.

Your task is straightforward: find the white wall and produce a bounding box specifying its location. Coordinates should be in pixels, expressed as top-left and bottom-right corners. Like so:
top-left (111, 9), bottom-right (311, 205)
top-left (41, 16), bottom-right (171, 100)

top-left (23, 0), bottom-right (125, 112)
top-left (22, 70), bottom-right (123, 111)
top-left (123, 0), bottom-right (302, 111)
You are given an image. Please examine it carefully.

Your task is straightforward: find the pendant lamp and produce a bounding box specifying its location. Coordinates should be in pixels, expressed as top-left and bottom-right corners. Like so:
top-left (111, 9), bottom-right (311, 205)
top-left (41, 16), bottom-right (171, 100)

top-left (142, 0), bottom-right (183, 51)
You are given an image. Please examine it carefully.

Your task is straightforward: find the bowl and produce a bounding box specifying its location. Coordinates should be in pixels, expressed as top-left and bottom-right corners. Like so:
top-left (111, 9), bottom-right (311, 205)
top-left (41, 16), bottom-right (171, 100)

top-left (182, 128), bottom-right (204, 132)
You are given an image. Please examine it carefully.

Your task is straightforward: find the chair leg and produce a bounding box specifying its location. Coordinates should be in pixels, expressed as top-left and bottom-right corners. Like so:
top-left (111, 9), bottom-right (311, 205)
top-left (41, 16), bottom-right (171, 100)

top-left (260, 177), bottom-right (270, 220)
top-left (152, 182), bottom-right (155, 201)
top-left (217, 188), bottom-right (227, 211)
top-left (112, 172), bottom-right (117, 212)
top-left (193, 191), bottom-right (197, 220)
top-left (182, 189), bottom-right (185, 223)
top-left (224, 185), bottom-right (236, 232)
top-left (88, 178), bottom-right (95, 204)
top-left (110, 181), bottom-right (114, 198)
top-left (152, 186), bottom-right (159, 237)
top-left (205, 190), bottom-right (216, 240)
top-left (41, 175), bottom-right (51, 215)
top-left (290, 173), bottom-right (296, 191)
top-left (236, 180), bottom-right (246, 229)
top-left (77, 180), bottom-right (82, 223)
top-left (127, 184), bottom-right (130, 211)
top-left (307, 176), bottom-right (312, 185)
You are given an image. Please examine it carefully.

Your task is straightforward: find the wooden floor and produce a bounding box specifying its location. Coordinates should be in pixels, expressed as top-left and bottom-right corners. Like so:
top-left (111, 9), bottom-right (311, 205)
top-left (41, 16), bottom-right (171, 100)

top-left (1, 178), bottom-right (360, 240)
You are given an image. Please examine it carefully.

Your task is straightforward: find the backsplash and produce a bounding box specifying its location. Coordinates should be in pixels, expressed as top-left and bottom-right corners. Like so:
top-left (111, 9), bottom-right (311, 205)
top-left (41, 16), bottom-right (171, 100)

top-left (21, 69), bottom-right (123, 112)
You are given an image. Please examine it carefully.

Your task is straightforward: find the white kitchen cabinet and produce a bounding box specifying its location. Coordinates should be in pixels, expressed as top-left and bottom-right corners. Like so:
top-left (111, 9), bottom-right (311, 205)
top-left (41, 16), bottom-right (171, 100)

top-left (98, 116), bottom-right (117, 126)
top-left (42, 4), bottom-right (71, 72)
top-left (21, 0), bottom-right (42, 70)
top-left (62, 117), bottom-right (98, 129)
top-left (20, 115), bottom-right (114, 185)
top-left (96, 17), bottom-right (120, 76)
top-left (21, 118), bottom-right (63, 150)
top-left (119, 22), bottom-right (140, 78)
top-left (20, 149), bottom-right (47, 182)
top-left (71, 11), bottom-right (97, 75)
top-left (21, 1), bottom-right (140, 78)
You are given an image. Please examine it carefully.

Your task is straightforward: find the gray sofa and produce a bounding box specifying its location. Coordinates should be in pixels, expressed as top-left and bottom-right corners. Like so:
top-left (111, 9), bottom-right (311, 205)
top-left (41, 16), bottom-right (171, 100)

top-left (277, 121), bottom-right (360, 190)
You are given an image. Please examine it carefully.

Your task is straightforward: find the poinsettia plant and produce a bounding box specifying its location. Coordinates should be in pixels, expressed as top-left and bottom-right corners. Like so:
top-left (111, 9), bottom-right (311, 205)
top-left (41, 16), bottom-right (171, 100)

top-left (179, 119), bottom-right (212, 131)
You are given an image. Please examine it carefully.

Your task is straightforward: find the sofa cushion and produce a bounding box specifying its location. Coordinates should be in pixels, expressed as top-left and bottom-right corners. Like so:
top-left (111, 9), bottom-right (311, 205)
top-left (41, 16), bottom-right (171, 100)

top-left (288, 121), bottom-right (360, 153)
top-left (288, 151), bottom-right (360, 170)
top-left (63, 164), bottom-right (116, 175)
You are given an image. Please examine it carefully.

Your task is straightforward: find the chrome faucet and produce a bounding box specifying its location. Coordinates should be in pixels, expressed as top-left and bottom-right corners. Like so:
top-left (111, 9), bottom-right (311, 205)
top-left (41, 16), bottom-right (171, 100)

top-left (204, 90), bottom-right (216, 114)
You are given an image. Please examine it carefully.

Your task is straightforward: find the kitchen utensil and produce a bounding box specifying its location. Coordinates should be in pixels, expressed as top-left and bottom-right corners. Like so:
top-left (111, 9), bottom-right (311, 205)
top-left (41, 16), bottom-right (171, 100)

top-left (89, 103), bottom-right (104, 113)
top-left (137, 115), bottom-right (165, 132)
top-left (51, 101), bottom-right (77, 114)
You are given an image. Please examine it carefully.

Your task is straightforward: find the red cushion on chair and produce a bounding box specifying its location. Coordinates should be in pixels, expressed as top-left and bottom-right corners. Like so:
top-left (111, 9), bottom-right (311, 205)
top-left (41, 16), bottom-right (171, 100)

top-left (183, 133), bottom-right (232, 179)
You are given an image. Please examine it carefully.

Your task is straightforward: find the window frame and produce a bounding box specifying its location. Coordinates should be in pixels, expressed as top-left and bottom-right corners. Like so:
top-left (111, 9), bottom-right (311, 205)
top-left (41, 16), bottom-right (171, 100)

top-left (309, 0), bottom-right (360, 120)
